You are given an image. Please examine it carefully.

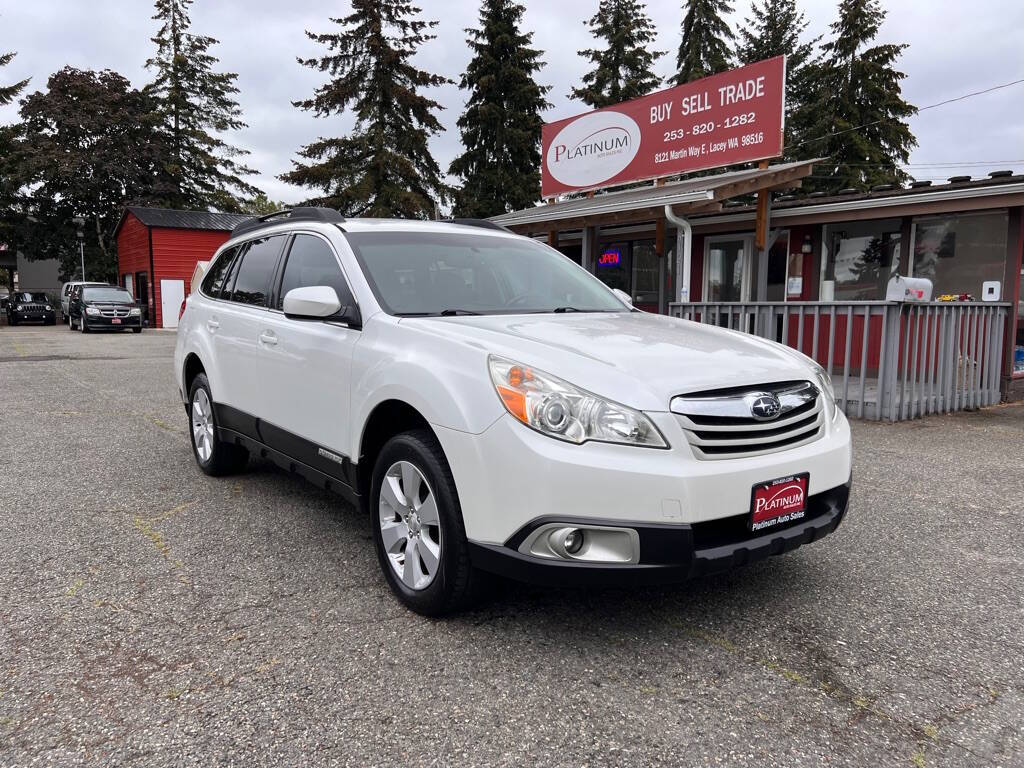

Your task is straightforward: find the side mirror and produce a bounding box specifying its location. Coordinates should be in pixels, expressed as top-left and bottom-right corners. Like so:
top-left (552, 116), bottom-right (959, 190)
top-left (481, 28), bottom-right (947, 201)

top-left (612, 288), bottom-right (633, 307)
top-left (283, 286), bottom-right (342, 318)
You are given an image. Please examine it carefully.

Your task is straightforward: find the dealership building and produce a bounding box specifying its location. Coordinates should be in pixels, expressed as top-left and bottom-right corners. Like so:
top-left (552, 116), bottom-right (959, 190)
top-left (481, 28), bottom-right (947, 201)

top-left (488, 57), bottom-right (1023, 420)
top-left (492, 165), bottom-right (1024, 416)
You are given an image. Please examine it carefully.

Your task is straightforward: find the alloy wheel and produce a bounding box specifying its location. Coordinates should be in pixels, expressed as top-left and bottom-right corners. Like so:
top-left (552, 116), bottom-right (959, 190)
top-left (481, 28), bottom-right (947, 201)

top-left (378, 460), bottom-right (442, 590)
top-left (191, 388), bottom-right (215, 463)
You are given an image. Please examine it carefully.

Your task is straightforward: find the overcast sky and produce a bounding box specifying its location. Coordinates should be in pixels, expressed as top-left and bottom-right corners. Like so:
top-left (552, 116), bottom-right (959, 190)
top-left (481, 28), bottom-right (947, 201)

top-left (2, 0), bottom-right (1022, 204)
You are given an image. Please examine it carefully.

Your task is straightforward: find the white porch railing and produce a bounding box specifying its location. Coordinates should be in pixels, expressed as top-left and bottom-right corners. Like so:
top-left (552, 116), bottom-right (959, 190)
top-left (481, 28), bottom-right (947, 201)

top-left (668, 301), bottom-right (1011, 421)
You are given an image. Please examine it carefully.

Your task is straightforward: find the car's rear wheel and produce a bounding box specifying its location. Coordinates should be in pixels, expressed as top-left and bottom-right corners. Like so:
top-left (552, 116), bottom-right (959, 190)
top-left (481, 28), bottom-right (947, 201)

top-left (80, 317), bottom-right (88, 333)
top-left (371, 430), bottom-right (485, 616)
top-left (132, 327), bottom-right (142, 334)
top-left (188, 373), bottom-right (248, 476)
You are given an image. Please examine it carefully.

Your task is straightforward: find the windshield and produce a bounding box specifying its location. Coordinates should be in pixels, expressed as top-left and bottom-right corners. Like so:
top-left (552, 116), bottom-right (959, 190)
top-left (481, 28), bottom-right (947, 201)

top-left (14, 292), bottom-right (49, 303)
top-left (83, 287), bottom-right (132, 303)
top-left (344, 231), bottom-right (628, 316)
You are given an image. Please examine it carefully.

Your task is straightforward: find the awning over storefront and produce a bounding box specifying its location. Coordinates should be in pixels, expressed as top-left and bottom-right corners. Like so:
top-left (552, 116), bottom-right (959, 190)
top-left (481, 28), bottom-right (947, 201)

top-left (490, 159), bottom-right (820, 234)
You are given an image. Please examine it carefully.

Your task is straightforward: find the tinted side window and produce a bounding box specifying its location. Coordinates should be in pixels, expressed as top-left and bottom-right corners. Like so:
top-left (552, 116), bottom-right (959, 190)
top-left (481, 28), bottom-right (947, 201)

top-left (228, 237), bottom-right (284, 307)
top-left (276, 235), bottom-right (354, 310)
top-left (201, 246), bottom-right (239, 298)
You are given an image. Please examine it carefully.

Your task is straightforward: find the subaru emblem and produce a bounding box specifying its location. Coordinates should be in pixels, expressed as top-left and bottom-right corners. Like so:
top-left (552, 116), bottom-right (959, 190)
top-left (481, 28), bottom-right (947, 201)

top-left (749, 393), bottom-right (781, 421)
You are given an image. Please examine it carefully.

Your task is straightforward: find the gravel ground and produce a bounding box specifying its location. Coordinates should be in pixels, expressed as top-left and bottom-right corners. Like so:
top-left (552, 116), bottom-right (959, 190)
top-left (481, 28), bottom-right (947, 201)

top-left (1, 323), bottom-right (1022, 768)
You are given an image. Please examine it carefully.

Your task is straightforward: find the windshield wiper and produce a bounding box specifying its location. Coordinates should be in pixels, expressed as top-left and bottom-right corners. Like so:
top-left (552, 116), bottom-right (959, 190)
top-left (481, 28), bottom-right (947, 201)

top-left (439, 309), bottom-right (480, 316)
top-left (552, 306), bottom-right (584, 313)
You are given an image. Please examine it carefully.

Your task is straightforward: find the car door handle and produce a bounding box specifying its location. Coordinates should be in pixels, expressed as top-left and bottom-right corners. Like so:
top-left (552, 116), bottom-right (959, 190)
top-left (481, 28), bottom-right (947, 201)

top-left (207, 318), bottom-right (220, 331)
top-left (258, 331), bottom-right (277, 346)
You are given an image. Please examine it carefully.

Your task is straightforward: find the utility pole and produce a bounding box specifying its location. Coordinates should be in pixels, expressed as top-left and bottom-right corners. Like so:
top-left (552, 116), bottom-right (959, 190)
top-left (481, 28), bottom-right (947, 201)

top-left (72, 217), bottom-right (85, 280)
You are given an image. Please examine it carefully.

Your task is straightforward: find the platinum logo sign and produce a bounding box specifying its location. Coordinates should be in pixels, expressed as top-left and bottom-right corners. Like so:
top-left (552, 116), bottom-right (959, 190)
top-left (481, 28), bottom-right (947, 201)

top-left (546, 111), bottom-right (641, 189)
top-left (540, 57), bottom-right (786, 197)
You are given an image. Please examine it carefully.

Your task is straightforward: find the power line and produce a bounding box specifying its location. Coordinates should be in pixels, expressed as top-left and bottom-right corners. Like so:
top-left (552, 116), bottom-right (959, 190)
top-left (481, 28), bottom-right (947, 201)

top-left (817, 160), bottom-right (1024, 168)
top-left (793, 77), bottom-right (1024, 148)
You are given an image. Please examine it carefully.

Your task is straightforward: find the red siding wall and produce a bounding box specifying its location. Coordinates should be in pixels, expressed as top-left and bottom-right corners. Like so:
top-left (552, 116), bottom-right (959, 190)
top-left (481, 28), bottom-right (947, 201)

top-left (151, 228), bottom-right (231, 328)
top-left (117, 212), bottom-right (151, 296)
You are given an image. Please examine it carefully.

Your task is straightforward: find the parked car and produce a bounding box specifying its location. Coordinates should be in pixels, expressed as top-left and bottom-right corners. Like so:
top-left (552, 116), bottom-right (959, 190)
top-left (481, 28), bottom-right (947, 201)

top-left (174, 208), bottom-right (852, 616)
top-left (68, 284), bottom-right (143, 333)
top-left (61, 281), bottom-right (106, 323)
top-left (6, 291), bottom-right (57, 325)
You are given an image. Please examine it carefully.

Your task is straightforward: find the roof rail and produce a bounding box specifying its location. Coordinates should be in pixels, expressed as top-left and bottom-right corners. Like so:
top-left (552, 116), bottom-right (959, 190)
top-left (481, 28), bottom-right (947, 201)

top-left (232, 206), bottom-right (345, 238)
top-left (447, 218), bottom-right (510, 232)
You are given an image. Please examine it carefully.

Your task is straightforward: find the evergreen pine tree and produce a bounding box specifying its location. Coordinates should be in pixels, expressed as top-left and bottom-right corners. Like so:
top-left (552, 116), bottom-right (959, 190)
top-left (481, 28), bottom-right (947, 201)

top-left (449, 0), bottom-right (550, 218)
top-left (282, 0), bottom-right (451, 219)
top-left (572, 0), bottom-right (663, 108)
top-left (795, 0), bottom-right (916, 190)
top-left (734, 0), bottom-right (818, 156)
top-left (145, 0), bottom-right (258, 211)
top-left (673, 0), bottom-right (735, 85)
top-left (0, 50), bottom-right (29, 106)
top-left (0, 49), bottom-right (29, 260)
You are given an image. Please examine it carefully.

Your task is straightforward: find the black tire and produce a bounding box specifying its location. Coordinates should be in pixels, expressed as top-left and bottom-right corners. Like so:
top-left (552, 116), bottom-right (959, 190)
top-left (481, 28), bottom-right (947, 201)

top-left (370, 429), bottom-right (486, 616)
top-left (9, 317), bottom-right (16, 326)
top-left (187, 372), bottom-right (249, 477)
top-left (80, 317), bottom-right (88, 333)
top-left (132, 327), bottom-right (142, 334)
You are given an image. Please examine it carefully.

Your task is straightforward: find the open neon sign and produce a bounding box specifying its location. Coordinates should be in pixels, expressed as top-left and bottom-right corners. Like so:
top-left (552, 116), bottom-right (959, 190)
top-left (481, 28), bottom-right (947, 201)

top-left (598, 248), bottom-right (621, 268)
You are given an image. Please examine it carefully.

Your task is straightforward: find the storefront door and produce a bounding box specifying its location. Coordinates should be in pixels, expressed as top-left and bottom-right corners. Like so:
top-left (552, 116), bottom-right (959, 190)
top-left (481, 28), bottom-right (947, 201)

top-left (705, 236), bottom-right (753, 302)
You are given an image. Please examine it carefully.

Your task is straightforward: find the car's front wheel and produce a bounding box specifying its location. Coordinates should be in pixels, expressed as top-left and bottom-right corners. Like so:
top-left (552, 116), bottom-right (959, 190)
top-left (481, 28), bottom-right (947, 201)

top-left (188, 373), bottom-right (249, 476)
top-left (371, 430), bottom-right (485, 616)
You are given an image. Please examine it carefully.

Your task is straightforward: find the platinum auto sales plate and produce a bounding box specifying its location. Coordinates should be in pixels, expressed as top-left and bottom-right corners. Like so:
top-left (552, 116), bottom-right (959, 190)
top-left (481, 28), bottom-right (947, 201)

top-left (749, 473), bottom-right (809, 532)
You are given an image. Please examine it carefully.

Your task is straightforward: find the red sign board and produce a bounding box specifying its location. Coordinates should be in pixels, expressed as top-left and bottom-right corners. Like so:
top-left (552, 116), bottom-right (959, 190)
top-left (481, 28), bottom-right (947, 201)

top-left (541, 56), bottom-right (786, 198)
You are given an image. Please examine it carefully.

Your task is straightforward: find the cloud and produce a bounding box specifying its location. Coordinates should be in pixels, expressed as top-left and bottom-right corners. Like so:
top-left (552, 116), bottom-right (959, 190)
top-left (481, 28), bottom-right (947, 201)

top-left (2, 0), bottom-right (1022, 203)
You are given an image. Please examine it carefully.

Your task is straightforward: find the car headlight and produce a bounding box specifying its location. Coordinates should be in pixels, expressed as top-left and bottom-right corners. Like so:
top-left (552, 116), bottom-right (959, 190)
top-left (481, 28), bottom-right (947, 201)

top-left (129, 307), bottom-right (141, 316)
top-left (488, 356), bottom-right (667, 448)
top-left (85, 306), bottom-right (101, 316)
top-left (811, 363), bottom-right (838, 419)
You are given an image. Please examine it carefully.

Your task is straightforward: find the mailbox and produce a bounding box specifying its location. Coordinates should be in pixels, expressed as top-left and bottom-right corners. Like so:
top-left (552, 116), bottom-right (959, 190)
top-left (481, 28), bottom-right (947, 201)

top-left (886, 275), bottom-right (933, 302)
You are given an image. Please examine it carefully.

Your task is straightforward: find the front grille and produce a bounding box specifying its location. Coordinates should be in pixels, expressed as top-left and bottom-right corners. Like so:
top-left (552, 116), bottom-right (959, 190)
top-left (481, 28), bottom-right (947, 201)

top-left (671, 380), bottom-right (823, 460)
top-left (20, 304), bottom-right (49, 313)
top-left (99, 307), bottom-right (130, 318)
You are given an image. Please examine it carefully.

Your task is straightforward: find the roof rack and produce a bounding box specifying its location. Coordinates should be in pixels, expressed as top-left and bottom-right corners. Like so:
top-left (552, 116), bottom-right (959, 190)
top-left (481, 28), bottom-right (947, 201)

top-left (446, 218), bottom-right (510, 232)
top-left (232, 207), bottom-right (345, 238)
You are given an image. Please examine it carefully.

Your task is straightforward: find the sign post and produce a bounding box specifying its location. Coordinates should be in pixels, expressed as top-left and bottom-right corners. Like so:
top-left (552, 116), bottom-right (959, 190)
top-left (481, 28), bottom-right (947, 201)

top-left (541, 56), bottom-right (786, 199)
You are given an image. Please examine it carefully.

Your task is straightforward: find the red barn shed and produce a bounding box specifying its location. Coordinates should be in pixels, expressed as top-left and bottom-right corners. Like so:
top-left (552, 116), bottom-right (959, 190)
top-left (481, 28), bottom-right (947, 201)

top-left (114, 207), bottom-right (250, 329)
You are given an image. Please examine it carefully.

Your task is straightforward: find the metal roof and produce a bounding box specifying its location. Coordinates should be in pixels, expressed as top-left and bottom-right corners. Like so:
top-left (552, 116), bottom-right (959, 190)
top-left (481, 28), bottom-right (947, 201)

top-left (116, 206), bottom-right (253, 236)
top-left (490, 159), bottom-right (820, 231)
top-left (689, 172), bottom-right (1024, 223)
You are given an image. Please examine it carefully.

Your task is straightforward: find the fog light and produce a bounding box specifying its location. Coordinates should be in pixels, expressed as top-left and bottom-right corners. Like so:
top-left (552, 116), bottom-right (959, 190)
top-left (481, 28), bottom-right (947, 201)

top-left (563, 528), bottom-right (584, 554)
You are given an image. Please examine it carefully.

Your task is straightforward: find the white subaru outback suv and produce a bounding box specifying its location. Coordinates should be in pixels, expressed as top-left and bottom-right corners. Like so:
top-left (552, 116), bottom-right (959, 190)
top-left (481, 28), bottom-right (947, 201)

top-left (174, 208), bottom-right (852, 615)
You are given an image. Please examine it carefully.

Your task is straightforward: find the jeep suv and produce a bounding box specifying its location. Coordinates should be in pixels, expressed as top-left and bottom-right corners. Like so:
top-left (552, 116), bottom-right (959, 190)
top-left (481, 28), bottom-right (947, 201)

top-left (174, 208), bottom-right (852, 616)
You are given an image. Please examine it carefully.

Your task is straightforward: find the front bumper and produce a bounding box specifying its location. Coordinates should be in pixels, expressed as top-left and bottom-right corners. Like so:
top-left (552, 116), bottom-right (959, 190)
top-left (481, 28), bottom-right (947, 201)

top-left (468, 480), bottom-right (850, 586)
top-left (434, 408), bottom-right (853, 545)
top-left (10, 311), bottom-right (55, 323)
top-left (83, 314), bottom-right (142, 329)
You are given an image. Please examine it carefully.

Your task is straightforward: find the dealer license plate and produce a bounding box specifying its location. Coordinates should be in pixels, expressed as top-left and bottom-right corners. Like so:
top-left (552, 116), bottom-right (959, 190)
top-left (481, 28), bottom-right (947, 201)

top-left (750, 473), bottom-right (808, 532)
top-left (111, 318), bottom-right (121, 324)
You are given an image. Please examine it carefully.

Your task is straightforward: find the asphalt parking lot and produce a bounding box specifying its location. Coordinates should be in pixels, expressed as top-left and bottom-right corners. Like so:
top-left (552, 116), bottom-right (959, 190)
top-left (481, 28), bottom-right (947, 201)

top-left (1, 323), bottom-right (1022, 767)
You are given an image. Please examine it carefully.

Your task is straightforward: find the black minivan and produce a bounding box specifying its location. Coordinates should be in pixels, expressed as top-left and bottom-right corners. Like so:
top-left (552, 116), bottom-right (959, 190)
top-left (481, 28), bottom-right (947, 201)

top-left (68, 285), bottom-right (143, 333)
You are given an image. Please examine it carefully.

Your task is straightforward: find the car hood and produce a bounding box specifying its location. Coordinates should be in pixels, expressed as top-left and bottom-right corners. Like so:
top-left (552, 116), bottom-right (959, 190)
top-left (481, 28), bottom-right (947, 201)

top-left (404, 311), bottom-right (814, 411)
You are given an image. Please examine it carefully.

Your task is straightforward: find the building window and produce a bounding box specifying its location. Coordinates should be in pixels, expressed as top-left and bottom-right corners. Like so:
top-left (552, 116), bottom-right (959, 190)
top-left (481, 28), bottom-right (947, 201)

top-left (822, 218), bottom-right (902, 301)
top-left (911, 211), bottom-right (1008, 300)
top-left (706, 237), bottom-right (747, 302)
